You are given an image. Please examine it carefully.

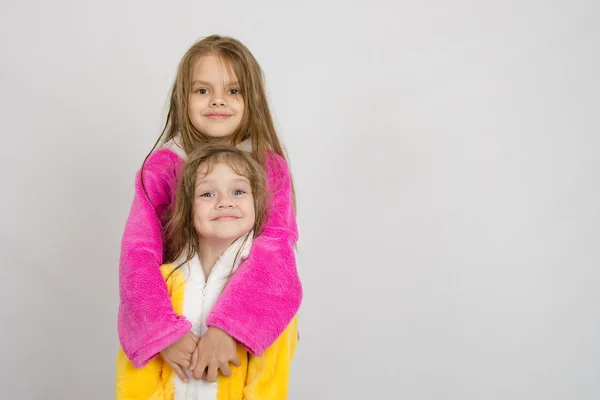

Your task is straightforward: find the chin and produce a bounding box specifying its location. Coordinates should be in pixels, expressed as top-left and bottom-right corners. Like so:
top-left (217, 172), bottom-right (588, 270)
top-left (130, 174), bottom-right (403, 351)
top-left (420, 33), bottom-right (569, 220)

top-left (212, 230), bottom-right (248, 241)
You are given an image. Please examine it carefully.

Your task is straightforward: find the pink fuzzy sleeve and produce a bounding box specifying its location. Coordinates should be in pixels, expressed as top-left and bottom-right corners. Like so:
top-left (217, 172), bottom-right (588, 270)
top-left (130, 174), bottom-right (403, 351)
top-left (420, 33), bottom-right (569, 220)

top-left (206, 152), bottom-right (302, 356)
top-left (117, 149), bottom-right (191, 368)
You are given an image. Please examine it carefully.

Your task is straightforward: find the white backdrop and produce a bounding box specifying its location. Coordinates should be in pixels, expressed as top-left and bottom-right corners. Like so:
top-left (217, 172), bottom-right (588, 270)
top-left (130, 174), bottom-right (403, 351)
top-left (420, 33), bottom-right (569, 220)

top-left (1, 1), bottom-right (599, 399)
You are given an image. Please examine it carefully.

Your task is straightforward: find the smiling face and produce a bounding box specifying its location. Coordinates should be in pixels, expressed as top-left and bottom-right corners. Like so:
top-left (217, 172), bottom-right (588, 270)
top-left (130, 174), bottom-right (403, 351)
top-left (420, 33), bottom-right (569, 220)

top-left (188, 54), bottom-right (245, 142)
top-left (192, 160), bottom-right (255, 243)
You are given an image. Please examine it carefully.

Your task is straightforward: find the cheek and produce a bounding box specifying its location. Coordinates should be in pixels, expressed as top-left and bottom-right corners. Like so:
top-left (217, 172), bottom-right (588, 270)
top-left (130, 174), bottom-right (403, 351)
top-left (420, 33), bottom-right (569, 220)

top-left (243, 202), bottom-right (256, 227)
top-left (188, 105), bottom-right (199, 128)
top-left (193, 204), bottom-right (209, 232)
top-left (233, 98), bottom-right (245, 115)
top-left (188, 98), bottom-right (204, 119)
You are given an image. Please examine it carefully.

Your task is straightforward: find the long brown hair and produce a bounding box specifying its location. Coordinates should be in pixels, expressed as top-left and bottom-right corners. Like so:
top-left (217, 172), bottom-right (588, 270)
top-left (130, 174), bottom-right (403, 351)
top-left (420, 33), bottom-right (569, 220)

top-left (141, 34), bottom-right (294, 204)
top-left (163, 144), bottom-right (268, 271)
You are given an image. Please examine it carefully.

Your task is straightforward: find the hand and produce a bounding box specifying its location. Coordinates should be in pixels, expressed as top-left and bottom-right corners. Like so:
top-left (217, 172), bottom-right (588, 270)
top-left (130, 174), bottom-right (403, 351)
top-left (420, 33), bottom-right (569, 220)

top-left (160, 331), bottom-right (199, 382)
top-left (191, 327), bottom-right (241, 382)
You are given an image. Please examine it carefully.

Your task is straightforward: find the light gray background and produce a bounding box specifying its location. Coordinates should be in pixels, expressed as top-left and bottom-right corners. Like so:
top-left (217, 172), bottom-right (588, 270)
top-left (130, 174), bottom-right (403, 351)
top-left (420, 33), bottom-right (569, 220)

top-left (1, 1), bottom-right (599, 399)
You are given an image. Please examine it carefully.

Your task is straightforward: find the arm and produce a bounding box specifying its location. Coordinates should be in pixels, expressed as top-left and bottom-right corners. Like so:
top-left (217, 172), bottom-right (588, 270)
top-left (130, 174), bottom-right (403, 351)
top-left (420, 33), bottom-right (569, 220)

top-left (115, 264), bottom-right (183, 399)
top-left (244, 317), bottom-right (299, 399)
top-left (206, 152), bottom-right (302, 355)
top-left (118, 149), bottom-right (192, 368)
top-left (116, 346), bottom-right (164, 399)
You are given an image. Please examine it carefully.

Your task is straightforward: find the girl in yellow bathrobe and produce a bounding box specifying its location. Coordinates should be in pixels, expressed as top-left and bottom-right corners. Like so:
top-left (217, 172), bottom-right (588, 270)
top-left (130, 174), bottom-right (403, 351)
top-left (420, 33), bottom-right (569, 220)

top-left (116, 144), bottom-right (298, 400)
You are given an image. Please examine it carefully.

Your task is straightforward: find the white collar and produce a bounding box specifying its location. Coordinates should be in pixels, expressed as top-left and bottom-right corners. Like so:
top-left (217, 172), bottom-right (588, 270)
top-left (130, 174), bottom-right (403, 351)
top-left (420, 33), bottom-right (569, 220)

top-left (162, 135), bottom-right (253, 161)
top-left (178, 233), bottom-right (254, 283)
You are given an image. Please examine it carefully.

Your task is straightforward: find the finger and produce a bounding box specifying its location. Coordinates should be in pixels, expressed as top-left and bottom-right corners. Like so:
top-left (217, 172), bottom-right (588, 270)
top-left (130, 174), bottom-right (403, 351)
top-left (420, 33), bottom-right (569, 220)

top-left (231, 355), bottom-right (241, 367)
top-left (178, 357), bottom-right (191, 370)
top-left (192, 360), bottom-right (207, 380)
top-left (172, 350), bottom-right (191, 369)
top-left (170, 362), bottom-right (188, 383)
top-left (189, 347), bottom-right (199, 371)
top-left (183, 336), bottom-right (198, 353)
top-left (205, 364), bottom-right (219, 383)
top-left (220, 362), bottom-right (232, 377)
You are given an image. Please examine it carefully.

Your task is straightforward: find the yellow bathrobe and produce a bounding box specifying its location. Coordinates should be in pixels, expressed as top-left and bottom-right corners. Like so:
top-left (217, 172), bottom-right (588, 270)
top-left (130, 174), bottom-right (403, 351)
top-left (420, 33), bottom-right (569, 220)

top-left (116, 236), bottom-right (298, 400)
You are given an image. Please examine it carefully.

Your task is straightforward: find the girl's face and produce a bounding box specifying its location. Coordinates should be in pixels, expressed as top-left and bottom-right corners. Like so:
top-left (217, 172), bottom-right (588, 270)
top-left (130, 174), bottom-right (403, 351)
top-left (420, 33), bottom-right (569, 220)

top-left (188, 54), bottom-right (245, 141)
top-left (193, 161), bottom-right (255, 243)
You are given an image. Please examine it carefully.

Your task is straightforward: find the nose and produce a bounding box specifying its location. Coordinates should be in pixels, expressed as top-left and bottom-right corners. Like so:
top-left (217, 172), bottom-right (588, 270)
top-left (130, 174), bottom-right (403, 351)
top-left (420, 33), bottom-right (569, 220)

top-left (216, 195), bottom-right (235, 209)
top-left (210, 92), bottom-right (226, 107)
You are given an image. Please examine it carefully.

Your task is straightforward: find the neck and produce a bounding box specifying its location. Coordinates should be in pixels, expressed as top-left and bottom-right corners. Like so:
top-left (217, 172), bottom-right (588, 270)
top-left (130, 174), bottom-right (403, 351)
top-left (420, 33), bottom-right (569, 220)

top-left (209, 135), bottom-right (234, 145)
top-left (197, 238), bottom-right (235, 277)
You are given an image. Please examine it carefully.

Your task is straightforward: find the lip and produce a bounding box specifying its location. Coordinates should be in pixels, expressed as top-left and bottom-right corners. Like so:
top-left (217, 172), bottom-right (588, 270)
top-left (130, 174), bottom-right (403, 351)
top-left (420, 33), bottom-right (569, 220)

top-left (212, 216), bottom-right (239, 221)
top-left (205, 113), bottom-right (232, 120)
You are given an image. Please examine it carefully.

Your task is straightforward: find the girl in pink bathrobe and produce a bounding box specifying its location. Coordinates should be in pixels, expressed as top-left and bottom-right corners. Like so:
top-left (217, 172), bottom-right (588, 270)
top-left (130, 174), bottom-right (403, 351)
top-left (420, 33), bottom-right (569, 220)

top-left (118, 34), bottom-right (301, 383)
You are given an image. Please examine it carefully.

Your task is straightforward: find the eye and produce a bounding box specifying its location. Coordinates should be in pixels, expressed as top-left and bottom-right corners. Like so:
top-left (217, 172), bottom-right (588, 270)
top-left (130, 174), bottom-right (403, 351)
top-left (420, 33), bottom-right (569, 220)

top-left (228, 89), bottom-right (241, 95)
top-left (195, 88), bottom-right (209, 94)
top-left (199, 192), bottom-right (214, 198)
top-left (233, 189), bottom-right (246, 195)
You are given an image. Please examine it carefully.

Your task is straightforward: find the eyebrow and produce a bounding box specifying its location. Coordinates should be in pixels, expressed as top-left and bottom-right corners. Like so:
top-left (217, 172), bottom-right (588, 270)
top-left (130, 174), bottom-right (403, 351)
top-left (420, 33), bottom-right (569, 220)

top-left (195, 177), bottom-right (250, 188)
top-left (191, 80), bottom-right (240, 87)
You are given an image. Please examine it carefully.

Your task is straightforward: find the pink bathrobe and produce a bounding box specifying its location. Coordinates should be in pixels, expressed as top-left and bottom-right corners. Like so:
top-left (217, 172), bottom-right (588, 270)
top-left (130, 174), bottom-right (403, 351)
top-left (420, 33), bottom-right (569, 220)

top-left (118, 143), bottom-right (301, 368)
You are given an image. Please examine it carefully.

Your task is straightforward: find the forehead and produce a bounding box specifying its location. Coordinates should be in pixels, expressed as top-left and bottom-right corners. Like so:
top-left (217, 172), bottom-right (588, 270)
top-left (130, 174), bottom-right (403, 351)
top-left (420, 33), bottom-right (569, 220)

top-left (195, 160), bottom-right (250, 184)
top-left (192, 54), bottom-right (238, 84)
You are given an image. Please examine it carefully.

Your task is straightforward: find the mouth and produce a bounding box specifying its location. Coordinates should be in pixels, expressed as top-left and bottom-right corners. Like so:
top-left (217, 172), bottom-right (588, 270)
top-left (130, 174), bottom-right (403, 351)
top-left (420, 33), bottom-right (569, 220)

top-left (212, 216), bottom-right (239, 221)
top-left (205, 113), bottom-right (232, 120)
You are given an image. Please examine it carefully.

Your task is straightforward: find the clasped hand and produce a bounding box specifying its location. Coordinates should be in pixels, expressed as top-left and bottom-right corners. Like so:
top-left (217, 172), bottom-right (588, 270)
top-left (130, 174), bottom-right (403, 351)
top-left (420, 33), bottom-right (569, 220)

top-left (160, 327), bottom-right (240, 383)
